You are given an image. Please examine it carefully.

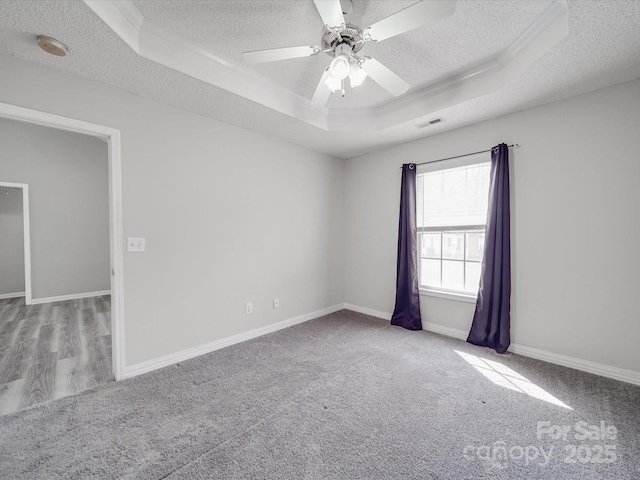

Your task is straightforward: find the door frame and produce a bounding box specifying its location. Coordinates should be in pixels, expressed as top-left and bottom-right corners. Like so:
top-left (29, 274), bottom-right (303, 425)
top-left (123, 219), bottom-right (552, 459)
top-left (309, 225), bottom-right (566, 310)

top-left (0, 102), bottom-right (125, 381)
top-left (0, 182), bottom-right (31, 303)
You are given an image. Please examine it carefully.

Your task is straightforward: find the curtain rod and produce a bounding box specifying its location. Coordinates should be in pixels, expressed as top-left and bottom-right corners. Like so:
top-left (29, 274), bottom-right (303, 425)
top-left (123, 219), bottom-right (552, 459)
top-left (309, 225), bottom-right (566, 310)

top-left (402, 144), bottom-right (520, 169)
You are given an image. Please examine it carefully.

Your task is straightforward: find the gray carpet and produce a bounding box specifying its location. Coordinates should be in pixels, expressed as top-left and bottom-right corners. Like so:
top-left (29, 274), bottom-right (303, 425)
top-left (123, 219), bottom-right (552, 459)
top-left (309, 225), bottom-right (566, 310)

top-left (0, 310), bottom-right (638, 479)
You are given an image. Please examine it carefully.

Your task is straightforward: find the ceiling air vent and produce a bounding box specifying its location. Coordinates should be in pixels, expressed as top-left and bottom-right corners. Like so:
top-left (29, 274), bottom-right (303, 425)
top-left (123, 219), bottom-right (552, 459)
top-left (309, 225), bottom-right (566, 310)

top-left (415, 118), bottom-right (443, 129)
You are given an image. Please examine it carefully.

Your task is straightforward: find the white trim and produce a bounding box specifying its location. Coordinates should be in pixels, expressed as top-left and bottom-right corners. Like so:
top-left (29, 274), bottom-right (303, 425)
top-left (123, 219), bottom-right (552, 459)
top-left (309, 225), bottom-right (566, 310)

top-left (341, 303), bottom-right (469, 339)
top-left (419, 288), bottom-right (477, 304)
top-left (107, 125), bottom-right (126, 381)
top-left (29, 290), bottom-right (111, 305)
top-left (0, 292), bottom-right (25, 300)
top-left (124, 304), bottom-right (345, 379)
top-left (342, 303), bottom-right (640, 386)
top-left (325, 0), bottom-right (563, 127)
top-left (342, 303), bottom-right (391, 321)
top-left (0, 181), bottom-right (31, 304)
top-left (0, 101), bottom-right (126, 381)
top-left (423, 321), bottom-right (468, 341)
top-left (508, 343), bottom-right (640, 387)
top-left (83, 0), bottom-right (568, 131)
top-left (329, 0), bottom-right (569, 131)
top-left (84, 0), bottom-right (326, 130)
top-left (84, 0), bottom-right (142, 51)
top-left (22, 185), bottom-right (32, 304)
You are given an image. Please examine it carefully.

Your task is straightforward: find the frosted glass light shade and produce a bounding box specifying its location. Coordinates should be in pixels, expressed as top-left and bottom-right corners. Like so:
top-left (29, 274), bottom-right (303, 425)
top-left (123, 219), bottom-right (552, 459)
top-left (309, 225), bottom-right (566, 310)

top-left (349, 63), bottom-right (367, 87)
top-left (329, 54), bottom-right (350, 80)
top-left (324, 74), bottom-right (341, 92)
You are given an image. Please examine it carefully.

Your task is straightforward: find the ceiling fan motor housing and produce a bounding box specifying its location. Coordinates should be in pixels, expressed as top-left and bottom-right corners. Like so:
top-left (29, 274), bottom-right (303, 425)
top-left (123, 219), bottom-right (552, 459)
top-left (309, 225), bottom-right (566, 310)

top-left (321, 23), bottom-right (364, 57)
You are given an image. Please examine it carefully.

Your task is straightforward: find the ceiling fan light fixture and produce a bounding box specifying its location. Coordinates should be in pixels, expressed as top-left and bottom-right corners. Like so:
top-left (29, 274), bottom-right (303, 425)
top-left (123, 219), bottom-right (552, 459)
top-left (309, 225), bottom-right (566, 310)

top-left (242, 0), bottom-right (431, 107)
top-left (329, 53), bottom-right (350, 80)
top-left (324, 73), bottom-right (342, 93)
top-left (349, 62), bottom-right (367, 88)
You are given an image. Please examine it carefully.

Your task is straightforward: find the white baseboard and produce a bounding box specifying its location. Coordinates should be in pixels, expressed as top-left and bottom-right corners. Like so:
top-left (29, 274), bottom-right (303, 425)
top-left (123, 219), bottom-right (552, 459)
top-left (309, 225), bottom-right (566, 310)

top-left (423, 321), bottom-right (468, 341)
top-left (342, 303), bottom-right (391, 321)
top-left (124, 303), bottom-right (345, 379)
top-left (508, 343), bottom-right (640, 386)
top-left (30, 290), bottom-right (111, 305)
top-left (342, 303), bottom-right (468, 341)
top-left (342, 303), bottom-right (640, 387)
top-left (0, 292), bottom-right (25, 300)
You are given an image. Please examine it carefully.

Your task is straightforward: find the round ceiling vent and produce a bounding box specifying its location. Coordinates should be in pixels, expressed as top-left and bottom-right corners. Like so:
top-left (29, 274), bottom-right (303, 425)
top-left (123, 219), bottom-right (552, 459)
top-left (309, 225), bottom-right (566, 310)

top-left (37, 35), bottom-right (68, 56)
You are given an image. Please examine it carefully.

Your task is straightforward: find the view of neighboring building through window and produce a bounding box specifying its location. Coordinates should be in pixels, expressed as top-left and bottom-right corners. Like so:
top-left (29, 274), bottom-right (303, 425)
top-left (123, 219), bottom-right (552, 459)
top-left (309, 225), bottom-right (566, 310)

top-left (417, 156), bottom-right (491, 295)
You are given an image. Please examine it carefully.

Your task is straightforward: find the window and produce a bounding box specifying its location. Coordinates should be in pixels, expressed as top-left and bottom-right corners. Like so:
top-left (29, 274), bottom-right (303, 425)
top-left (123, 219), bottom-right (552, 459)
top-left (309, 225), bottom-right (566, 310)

top-left (417, 155), bottom-right (491, 297)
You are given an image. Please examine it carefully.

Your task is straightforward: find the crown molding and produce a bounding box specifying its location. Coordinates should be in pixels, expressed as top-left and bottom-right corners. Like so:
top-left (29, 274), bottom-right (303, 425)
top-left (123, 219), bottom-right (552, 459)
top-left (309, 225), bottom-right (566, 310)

top-left (83, 0), bottom-right (567, 132)
top-left (86, 0), bottom-right (143, 51)
top-left (137, 19), bottom-right (327, 129)
top-left (327, 0), bottom-right (569, 131)
top-left (84, 0), bottom-right (327, 129)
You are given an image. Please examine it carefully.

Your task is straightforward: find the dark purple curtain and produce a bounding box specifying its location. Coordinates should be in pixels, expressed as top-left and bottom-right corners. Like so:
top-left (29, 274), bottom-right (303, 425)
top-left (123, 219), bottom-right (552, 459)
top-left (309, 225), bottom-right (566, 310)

top-left (390, 164), bottom-right (422, 331)
top-left (467, 144), bottom-right (511, 353)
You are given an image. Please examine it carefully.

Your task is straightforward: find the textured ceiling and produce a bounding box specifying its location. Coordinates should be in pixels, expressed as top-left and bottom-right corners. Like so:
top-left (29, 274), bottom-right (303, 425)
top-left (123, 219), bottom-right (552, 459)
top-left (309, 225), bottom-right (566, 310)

top-left (0, 0), bottom-right (639, 158)
top-left (132, 0), bottom-right (554, 109)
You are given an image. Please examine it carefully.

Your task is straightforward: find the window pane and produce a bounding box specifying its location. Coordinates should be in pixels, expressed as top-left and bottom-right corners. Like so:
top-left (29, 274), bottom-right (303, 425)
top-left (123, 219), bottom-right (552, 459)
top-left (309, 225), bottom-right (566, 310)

top-left (421, 232), bottom-right (441, 259)
top-left (465, 231), bottom-right (485, 261)
top-left (465, 163), bottom-right (491, 224)
top-left (416, 158), bottom-right (491, 296)
top-left (422, 172), bottom-right (443, 227)
top-left (442, 232), bottom-right (464, 260)
top-left (465, 262), bottom-right (482, 294)
top-left (419, 162), bottom-right (490, 228)
top-left (442, 260), bottom-right (464, 291)
top-left (421, 258), bottom-right (441, 288)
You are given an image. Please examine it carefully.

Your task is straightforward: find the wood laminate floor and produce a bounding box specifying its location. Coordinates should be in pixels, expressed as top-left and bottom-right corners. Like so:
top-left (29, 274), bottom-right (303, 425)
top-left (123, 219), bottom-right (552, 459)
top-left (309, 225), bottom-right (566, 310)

top-left (0, 295), bottom-right (113, 416)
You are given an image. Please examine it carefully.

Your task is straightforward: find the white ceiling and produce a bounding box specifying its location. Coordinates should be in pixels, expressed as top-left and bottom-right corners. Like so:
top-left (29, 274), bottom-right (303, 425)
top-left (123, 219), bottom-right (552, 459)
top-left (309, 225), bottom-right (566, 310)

top-left (1, 0), bottom-right (639, 158)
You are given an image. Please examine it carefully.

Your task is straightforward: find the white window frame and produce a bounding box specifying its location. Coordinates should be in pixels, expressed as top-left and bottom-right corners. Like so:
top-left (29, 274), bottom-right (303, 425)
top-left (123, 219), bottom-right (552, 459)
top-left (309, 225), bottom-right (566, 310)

top-left (416, 152), bottom-right (491, 303)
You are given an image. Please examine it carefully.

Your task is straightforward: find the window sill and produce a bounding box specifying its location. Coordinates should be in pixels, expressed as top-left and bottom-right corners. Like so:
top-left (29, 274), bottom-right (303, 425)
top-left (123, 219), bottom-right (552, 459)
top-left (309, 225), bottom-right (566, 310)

top-left (419, 288), bottom-right (477, 304)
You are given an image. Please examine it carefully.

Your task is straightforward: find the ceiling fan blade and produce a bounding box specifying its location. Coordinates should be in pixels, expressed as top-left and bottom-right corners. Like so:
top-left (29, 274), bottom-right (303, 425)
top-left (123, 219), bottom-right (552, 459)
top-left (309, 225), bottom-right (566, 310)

top-left (310, 69), bottom-right (332, 108)
top-left (365, 0), bottom-right (456, 43)
top-left (313, 0), bottom-right (345, 29)
top-left (360, 58), bottom-right (410, 96)
top-left (242, 45), bottom-right (320, 64)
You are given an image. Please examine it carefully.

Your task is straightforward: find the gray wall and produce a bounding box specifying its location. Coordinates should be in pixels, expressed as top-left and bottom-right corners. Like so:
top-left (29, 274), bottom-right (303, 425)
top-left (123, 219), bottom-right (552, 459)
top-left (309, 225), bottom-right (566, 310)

top-left (0, 118), bottom-right (110, 299)
top-left (0, 54), bottom-right (345, 366)
top-left (0, 186), bottom-right (25, 296)
top-left (343, 79), bottom-right (640, 374)
top-left (2, 54), bottom-right (638, 377)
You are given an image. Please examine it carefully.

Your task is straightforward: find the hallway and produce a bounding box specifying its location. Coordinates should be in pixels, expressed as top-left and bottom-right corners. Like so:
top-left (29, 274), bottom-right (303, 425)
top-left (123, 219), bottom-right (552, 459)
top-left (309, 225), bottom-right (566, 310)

top-left (0, 295), bottom-right (112, 415)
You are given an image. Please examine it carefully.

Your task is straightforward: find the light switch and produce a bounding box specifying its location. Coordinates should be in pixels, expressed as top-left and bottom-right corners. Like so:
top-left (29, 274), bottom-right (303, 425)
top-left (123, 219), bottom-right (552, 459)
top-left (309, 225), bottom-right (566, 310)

top-left (127, 237), bottom-right (145, 252)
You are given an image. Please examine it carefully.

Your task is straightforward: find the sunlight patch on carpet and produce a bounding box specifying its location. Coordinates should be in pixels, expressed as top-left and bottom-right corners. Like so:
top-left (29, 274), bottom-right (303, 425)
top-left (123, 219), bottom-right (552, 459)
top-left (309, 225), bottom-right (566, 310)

top-left (455, 350), bottom-right (572, 410)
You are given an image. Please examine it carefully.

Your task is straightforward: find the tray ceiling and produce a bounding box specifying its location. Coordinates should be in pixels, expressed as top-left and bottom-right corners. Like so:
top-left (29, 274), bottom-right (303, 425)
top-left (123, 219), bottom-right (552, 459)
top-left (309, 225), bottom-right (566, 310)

top-left (1, 0), bottom-right (639, 158)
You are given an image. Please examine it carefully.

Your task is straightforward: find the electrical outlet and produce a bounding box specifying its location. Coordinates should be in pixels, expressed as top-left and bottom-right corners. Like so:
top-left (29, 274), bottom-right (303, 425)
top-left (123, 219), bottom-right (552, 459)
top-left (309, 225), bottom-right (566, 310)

top-left (245, 302), bottom-right (253, 314)
top-left (273, 297), bottom-right (280, 309)
top-left (127, 237), bottom-right (145, 252)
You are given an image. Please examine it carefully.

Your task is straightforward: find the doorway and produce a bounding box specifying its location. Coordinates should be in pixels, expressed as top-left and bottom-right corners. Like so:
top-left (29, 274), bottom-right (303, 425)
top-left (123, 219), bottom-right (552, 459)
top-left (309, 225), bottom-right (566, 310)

top-left (0, 183), bottom-right (31, 303)
top-left (0, 103), bottom-right (125, 401)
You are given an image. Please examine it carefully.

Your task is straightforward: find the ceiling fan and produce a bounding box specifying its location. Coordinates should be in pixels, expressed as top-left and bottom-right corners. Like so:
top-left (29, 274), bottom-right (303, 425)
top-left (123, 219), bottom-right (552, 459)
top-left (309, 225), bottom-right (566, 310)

top-left (241, 0), bottom-right (456, 108)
